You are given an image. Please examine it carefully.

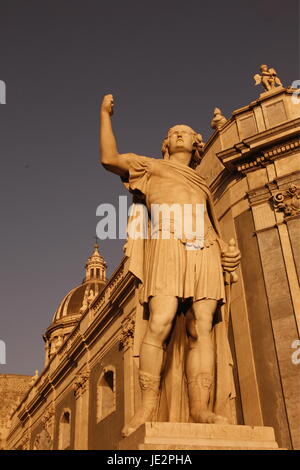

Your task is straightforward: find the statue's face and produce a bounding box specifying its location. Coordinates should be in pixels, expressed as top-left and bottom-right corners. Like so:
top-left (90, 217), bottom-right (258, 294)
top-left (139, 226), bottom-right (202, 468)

top-left (167, 125), bottom-right (195, 156)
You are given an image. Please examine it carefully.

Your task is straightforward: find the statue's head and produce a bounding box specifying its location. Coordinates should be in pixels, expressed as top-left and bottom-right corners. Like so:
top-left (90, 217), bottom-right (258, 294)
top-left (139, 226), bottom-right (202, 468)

top-left (260, 64), bottom-right (268, 72)
top-left (161, 124), bottom-right (204, 169)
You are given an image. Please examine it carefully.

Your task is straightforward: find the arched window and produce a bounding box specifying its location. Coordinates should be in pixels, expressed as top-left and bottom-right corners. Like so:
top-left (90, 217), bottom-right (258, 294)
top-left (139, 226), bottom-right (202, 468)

top-left (58, 409), bottom-right (71, 450)
top-left (97, 366), bottom-right (116, 422)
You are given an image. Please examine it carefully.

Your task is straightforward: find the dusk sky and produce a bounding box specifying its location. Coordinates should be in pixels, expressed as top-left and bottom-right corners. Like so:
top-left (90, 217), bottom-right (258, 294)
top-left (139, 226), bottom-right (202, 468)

top-left (0, 0), bottom-right (298, 375)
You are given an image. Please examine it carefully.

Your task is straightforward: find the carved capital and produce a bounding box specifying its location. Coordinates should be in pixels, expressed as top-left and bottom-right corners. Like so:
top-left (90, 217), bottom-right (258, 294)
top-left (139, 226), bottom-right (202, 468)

top-left (73, 370), bottom-right (90, 398)
top-left (119, 317), bottom-right (135, 350)
top-left (42, 402), bottom-right (55, 430)
top-left (272, 184), bottom-right (300, 218)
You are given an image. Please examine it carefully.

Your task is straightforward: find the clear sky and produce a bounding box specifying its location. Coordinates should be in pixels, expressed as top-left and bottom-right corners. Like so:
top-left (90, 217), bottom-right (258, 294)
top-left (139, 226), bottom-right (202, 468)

top-left (0, 0), bottom-right (298, 375)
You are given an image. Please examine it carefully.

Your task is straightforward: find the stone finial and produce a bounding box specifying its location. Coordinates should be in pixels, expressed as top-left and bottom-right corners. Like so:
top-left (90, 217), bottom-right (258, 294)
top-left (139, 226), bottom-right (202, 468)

top-left (210, 107), bottom-right (227, 130)
top-left (253, 64), bottom-right (283, 92)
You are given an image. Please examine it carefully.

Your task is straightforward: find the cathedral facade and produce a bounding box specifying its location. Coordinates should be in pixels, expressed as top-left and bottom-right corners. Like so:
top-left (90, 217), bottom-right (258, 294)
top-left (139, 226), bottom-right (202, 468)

top-left (1, 85), bottom-right (299, 450)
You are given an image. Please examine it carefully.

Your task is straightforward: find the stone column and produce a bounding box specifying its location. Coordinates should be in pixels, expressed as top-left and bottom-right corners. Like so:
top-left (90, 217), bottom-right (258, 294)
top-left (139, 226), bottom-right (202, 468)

top-left (248, 180), bottom-right (300, 449)
top-left (42, 402), bottom-right (55, 449)
top-left (73, 370), bottom-right (90, 450)
top-left (286, 216), bottom-right (300, 282)
top-left (217, 193), bottom-right (263, 426)
top-left (119, 317), bottom-right (135, 426)
top-left (272, 184), bottom-right (300, 333)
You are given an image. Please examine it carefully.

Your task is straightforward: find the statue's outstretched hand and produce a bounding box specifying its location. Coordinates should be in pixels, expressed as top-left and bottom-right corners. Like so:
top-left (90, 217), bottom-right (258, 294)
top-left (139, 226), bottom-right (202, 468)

top-left (101, 94), bottom-right (114, 116)
top-left (221, 238), bottom-right (241, 273)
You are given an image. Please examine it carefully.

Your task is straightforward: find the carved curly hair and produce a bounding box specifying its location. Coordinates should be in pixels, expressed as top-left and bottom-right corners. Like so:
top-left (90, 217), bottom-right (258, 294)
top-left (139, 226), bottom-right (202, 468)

top-left (161, 125), bottom-right (205, 170)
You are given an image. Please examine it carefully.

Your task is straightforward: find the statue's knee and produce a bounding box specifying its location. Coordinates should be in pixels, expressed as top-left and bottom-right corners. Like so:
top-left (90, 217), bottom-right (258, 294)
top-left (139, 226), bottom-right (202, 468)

top-left (196, 318), bottom-right (213, 336)
top-left (148, 317), bottom-right (170, 340)
top-left (186, 315), bottom-right (212, 341)
top-left (192, 305), bottom-right (214, 336)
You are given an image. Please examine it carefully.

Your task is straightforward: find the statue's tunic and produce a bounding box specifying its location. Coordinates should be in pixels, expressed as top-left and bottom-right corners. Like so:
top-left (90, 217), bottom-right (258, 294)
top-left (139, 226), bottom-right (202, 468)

top-left (123, 155), bottom-right (225, 304)
top-left (123, 155), bottom-right (236, 423)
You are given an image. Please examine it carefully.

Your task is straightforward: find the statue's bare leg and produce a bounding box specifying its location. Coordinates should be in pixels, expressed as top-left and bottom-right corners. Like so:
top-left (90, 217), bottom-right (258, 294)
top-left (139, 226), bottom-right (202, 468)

top-left (262, 76), bottom-right (272, 91)
top-left (122, 295), bottom-right (178, 437)
top-left (185, 298), bottom-right (229, 424)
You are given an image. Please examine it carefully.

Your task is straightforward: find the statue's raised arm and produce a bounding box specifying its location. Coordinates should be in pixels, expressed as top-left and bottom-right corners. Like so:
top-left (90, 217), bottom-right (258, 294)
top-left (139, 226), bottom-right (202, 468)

top-left (99, 94), bottom-right (140, 178)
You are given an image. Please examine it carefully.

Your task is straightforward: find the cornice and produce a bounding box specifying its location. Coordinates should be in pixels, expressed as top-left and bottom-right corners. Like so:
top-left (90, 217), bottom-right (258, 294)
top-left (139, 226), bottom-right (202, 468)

top-left (217, 118), bottom-right (300, 173)
top-left (247, 170), bottom-right (300, 206)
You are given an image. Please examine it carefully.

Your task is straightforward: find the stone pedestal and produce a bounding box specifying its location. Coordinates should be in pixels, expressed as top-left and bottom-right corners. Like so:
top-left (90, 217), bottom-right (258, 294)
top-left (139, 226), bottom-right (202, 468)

top-left (118, 422), bottom-right (280, 450)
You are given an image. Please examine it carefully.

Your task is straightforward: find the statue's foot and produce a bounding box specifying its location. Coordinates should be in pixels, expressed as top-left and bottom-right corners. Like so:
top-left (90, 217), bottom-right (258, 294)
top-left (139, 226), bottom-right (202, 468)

top-left (193, 410), bottom-right (229, 425)
top-left (121, 406), bottom-right (155, 438)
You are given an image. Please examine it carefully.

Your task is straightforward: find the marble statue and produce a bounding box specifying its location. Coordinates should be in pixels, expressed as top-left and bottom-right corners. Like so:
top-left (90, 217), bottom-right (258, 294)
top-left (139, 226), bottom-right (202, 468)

top-left (99, 94), bottom-right (241, 437)
top-left (87, 289), bottom-right (95, 304)
top-left (254, 64), bottom-right (283, 92)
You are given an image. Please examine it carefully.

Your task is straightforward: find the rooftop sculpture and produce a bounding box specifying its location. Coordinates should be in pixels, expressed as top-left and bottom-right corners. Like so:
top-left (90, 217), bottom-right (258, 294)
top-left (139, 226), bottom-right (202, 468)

top-left (253, 64), bottom-right (283, 92)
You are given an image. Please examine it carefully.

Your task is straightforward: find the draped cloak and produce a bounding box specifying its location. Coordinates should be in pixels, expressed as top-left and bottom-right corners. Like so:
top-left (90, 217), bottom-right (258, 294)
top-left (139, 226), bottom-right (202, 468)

top-left (122, 156), bottom-right (236, 423)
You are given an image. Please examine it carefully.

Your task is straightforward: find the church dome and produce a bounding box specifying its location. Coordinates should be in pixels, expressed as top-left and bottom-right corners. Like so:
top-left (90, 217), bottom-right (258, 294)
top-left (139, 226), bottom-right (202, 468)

top-left (44, 243), bottom-right (107, 364)
top-left (51, 279), bottom-right (105, 324)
